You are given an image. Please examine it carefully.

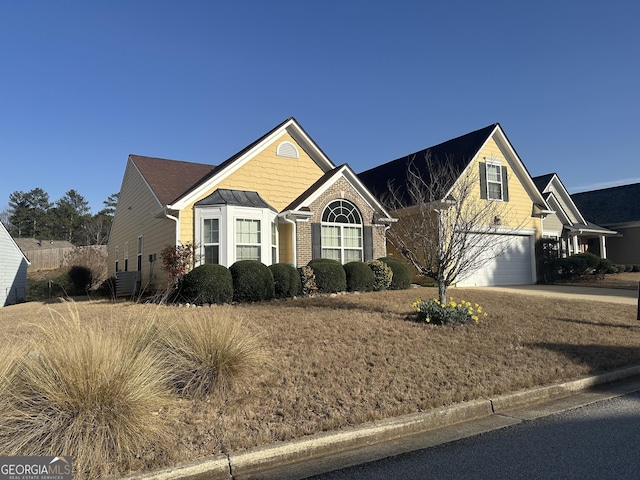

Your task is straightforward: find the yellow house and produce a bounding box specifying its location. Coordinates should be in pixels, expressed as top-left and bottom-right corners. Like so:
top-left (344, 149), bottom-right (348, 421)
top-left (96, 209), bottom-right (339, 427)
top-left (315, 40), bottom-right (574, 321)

top-left (359, 123), bottom-right (551, 287)
top-left (107, 118), bottom-right (394, 293)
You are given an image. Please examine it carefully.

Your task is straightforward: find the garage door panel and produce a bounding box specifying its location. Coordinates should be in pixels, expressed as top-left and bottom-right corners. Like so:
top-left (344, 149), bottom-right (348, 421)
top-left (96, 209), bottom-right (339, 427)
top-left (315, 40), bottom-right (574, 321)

top-left (457, 234), bottom-right (533, 287)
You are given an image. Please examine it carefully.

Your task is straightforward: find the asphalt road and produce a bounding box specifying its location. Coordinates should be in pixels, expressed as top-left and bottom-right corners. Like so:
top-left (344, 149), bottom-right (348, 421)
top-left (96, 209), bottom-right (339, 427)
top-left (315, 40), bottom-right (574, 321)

top-left (306, 391), bottom-right (640, 480)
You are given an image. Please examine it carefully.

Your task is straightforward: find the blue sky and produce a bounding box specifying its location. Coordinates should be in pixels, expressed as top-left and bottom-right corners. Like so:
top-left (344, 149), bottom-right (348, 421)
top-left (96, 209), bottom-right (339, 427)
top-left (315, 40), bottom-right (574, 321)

top-left (1, 1), bottom-right (638, 214)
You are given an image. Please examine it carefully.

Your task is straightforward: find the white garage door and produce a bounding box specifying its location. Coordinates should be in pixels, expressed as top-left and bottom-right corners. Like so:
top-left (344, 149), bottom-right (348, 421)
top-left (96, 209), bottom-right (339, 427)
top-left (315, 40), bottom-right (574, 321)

top-left (456, 234), bottom-right (534, 287)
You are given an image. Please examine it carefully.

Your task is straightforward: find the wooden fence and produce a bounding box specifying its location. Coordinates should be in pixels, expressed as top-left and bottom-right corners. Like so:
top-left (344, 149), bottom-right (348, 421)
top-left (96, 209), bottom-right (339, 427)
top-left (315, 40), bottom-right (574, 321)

top-left (23, 247), bottom-right (75, 270)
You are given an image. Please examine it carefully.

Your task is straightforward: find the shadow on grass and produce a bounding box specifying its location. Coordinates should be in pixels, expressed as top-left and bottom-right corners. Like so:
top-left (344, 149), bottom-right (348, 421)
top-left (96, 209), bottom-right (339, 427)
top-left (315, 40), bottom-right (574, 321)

top-left (524, 342), bottom-right (640, 375)
top-left (555, 317), bottom-right (640, 331)
top-left (273, 295), bottom-right (405, 316)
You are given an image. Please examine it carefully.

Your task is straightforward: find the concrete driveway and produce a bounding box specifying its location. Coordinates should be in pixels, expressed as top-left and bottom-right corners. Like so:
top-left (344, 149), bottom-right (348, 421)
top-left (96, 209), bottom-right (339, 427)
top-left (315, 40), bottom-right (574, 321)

top-left (466, 285), bottom-right (639, 306)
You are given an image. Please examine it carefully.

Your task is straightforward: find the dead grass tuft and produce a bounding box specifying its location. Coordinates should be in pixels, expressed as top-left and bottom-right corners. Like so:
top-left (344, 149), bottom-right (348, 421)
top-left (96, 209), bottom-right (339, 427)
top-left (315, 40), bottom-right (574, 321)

top-left (0, 304), bottom-right (174, 478)
top-left (158, 308), bottom-right (267, 398)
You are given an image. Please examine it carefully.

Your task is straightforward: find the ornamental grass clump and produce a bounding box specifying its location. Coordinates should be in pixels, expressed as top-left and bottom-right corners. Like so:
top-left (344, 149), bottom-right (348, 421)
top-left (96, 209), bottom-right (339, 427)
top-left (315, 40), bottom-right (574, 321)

top-left (0, 306), bottom-right (173, 479)
top-left (158, 309), bottom-right (267, 398)
top-left (412, 297), bottom-right (487, 325)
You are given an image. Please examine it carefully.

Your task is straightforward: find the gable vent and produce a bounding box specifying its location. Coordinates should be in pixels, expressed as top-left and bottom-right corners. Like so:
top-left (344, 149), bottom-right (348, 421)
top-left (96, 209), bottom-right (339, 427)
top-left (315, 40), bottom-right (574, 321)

top-left (276, 141), bottom-right (299, 159)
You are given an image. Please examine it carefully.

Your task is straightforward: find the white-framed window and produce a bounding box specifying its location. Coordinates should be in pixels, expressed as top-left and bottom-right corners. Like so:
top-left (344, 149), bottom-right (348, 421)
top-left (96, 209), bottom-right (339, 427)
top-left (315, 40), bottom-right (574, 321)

top-left (115, 246), bottom-right (119, 272)
top-left (137, 236), bottom-right (143, 272)
top-left (124, 241), bottom-right (129, 271)
top-left (195, 202), bottom-right (277, 267)
top-left (321, 199), bottom-right (363, 263)
top-left (203, 218), bottom-right (220, 264)
top-left (486, 165), bottom-right (503, 200)
top-left (236, 218), bottom-right (261, 261)
top-left (485, 159), bottom-right (503, 201)
top-left (271, 222), bottom-right (278, 264)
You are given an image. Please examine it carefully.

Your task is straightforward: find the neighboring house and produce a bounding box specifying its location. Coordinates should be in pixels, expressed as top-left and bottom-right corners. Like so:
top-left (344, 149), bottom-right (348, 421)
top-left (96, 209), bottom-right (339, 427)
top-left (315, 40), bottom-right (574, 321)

top-left (532, 173), bottom-right (616, 258)
top-left (571, 182), bottom-right (640, 264)
top-left (14, 238), bottom-right (75, 270)
top-left (0, 221), bottom-right (30, 306)
top-left (108, 117), bottom-right (394, 292)
top-left (359, 123), bottom-right (551, 287)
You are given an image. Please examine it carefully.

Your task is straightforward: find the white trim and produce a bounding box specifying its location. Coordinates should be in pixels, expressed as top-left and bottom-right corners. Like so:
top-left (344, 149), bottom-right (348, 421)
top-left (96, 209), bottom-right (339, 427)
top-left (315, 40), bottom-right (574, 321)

top-left (0, 221), bottom-right (30, 265)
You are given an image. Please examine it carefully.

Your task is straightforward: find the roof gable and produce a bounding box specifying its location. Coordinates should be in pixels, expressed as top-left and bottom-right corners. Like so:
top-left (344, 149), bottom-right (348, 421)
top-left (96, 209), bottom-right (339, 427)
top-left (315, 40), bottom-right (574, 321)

top-left (169, 117), bottom-right (336, 210)
top-left (572, 182), bottom-right (640, 225)
top-left (358, 124), bottom-right (497, 200)
top-left (283, 164), bottom-right (392, 219)
top-left (359, 123), bottom-right (548, 209)
top-left (532, 173), bottom-right (586, 225)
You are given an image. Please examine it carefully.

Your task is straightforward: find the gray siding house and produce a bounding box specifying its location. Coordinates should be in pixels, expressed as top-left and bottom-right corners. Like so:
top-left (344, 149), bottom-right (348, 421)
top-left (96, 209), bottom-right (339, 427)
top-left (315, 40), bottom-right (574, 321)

top-left (0, 221), bottom-right (30, 306)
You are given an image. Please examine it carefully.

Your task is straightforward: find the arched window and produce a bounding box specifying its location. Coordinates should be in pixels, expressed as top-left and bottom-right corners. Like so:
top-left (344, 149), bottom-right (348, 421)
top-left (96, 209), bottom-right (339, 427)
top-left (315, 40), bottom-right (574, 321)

top-left (321, 200), bottom-right (363, 263)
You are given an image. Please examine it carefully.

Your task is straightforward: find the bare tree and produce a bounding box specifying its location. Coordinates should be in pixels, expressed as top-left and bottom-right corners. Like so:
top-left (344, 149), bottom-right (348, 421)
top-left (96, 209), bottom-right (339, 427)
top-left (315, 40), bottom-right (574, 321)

top-left (385, 155), bottom-right (520, 304)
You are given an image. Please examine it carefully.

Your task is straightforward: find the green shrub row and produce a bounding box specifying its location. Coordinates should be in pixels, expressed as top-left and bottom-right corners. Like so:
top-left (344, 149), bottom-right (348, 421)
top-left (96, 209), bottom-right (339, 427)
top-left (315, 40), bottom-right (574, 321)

top-left (179, 257), bottom-right (412, 305)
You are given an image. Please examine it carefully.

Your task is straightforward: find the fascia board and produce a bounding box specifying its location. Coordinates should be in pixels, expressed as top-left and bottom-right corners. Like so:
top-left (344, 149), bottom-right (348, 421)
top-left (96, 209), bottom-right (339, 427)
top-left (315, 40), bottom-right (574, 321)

top-left (169, 119), bottom-right (336, 210)
top-left (548, 176), bottom-right (589, 225)
top-left (1, 221), bottom-right (30, 264)
top-left (547, 193), bottom-right (573, 226)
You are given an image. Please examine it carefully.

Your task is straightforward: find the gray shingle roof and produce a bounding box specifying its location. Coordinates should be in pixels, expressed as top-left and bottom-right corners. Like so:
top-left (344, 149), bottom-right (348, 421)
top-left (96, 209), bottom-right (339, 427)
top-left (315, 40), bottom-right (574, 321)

top-left (571, 183), bottom-right (640, 225)
top-left (358, 124), bottom-right (498, 203)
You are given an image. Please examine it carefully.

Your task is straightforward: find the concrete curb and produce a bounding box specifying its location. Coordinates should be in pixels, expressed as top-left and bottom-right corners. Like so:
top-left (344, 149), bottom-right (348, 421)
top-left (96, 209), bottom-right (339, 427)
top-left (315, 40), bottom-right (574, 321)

top-left (121, 364), bottom-right (640, 480)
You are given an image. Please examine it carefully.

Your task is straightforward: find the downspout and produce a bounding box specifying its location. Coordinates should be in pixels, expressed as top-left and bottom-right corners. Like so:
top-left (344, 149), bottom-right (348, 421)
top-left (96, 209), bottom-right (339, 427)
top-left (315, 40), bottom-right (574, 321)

top-left (165, 209), bottom-right (180, 245)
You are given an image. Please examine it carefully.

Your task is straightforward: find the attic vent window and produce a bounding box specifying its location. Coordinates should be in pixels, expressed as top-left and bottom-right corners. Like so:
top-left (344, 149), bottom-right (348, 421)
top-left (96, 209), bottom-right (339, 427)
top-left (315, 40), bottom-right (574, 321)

top-left (276, 141), bottom-right (299, 159)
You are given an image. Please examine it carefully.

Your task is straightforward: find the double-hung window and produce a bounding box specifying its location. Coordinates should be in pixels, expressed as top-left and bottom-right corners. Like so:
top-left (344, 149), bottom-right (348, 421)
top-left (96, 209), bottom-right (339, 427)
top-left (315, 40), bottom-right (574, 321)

top-left (236, 219), bottom-right (261, 261)
top-left (486, 161), bottom-right (504, 201)
top-left (203, 218), bottom-right (220, 264)
top-left (321, 200), bottom-right (363, 263)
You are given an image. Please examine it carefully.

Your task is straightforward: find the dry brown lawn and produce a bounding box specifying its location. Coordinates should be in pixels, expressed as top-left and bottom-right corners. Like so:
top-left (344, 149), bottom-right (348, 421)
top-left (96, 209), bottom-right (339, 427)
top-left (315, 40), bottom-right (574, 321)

top-left (1, 285), bottom-right (639, 475)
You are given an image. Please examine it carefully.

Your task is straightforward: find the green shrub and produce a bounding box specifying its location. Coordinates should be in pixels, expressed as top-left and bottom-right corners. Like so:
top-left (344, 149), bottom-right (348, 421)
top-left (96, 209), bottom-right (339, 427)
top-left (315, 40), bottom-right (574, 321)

top-left (574, 252), bottom-right (601, 272)
top-left (308, 259), bottom-right (347, 293)
top-left (181, 264), bottom-right (233, 305)
top-left (624, 264), bottom-right (634, 272)
top-left (26, 273), bottom-right (71, 302)
top-left (269, 263), bottom-right (303, 298)
top-left (230, 260), bottom-right (275, 302)
top-left (367, 259), bottom-right (393, 291)
top-left (68, 265), bottom-right (93, 293)
top-left (554, 256), bottom-right (588, 278)
top-left (632, 265), bottom-right (640, 273)
top-left (344, 261), bottom-right (375, 292)
top-left (595, 257), bottom-right (616, 274)
top-left (298, 265), bottom-right (318, 296)
top-left (378, 257), bottom-right (412, 290)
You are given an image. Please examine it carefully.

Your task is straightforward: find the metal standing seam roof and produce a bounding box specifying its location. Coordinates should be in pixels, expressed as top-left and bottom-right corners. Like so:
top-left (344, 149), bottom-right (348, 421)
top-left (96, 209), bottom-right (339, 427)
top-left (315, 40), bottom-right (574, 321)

top-left (194, 189), bottom-right (277, 211)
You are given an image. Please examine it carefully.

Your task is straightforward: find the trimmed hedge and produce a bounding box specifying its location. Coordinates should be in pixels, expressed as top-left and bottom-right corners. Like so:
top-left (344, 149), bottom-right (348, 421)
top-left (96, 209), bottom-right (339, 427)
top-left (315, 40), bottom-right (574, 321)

top-left (181, 264), bottom-right (233, 305)
top-left (269, 263), bottom-right (303, 298)
top-left (344, 261), bottom-right (375, 292)
top-left (378, 257), bottom-right (412, 290)
top-left (230, 260), bottom-right (275, 303)
top-left (307, 259), bottom-right (346, 294)
top-left (574, 252), bottom-right (600, 271)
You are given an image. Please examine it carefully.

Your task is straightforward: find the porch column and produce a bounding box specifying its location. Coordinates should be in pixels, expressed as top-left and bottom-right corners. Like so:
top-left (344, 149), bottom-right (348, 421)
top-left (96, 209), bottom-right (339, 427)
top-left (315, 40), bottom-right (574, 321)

top-left (599, 235), bottom-right (607, 259)
top-left (572, 235), bottom-right (580, 255)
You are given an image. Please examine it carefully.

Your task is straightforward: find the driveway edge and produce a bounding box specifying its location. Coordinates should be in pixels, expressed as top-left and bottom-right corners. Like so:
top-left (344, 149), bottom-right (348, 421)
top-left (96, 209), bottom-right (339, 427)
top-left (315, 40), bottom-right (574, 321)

top-left (120, 364), bottom-right (640, 480)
